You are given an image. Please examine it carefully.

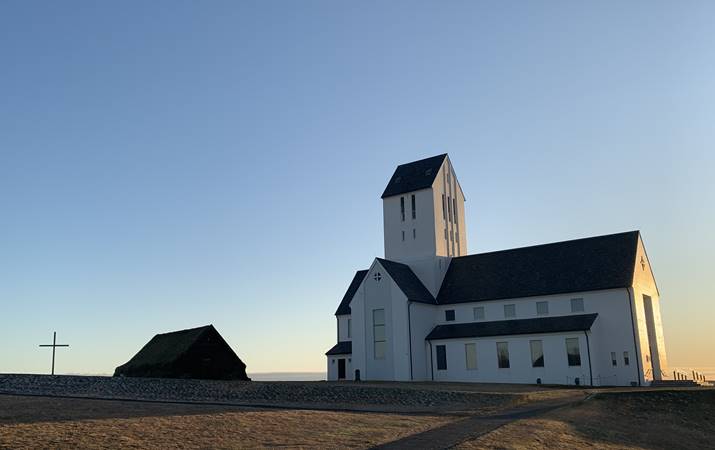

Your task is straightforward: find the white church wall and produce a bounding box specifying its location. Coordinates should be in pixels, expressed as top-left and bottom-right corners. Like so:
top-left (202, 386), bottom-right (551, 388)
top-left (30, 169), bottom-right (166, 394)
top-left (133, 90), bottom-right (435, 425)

top-left (431, 289), bottom-right (640, 386)
top-left (362, 260), bottom-right (396, 380)
top-left (631, 235), bottom-right (668, 382)
top-left (383, 188), bottom-right (438, 263)
top-left (409, 302), bottom-right (438, 381)
top-left (326, 355), bottom-right (352, 381)
top-left (349, 279), bottom-right (367, 381)
top-left (404, 256), bottom-right (451, 298)
top-left (336, 315), bottom-right (351, 342)
top-left (390, 286), bottom-right (411, 381)
top-left (430, 332), bottom-right (591, 385)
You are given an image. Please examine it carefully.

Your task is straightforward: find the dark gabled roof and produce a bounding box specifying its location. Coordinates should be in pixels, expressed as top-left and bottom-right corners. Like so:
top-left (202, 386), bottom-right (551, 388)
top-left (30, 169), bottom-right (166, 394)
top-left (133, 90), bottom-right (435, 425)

top-left (335, 270), bottom-right (368, 315)
top-left (325, 341), bottom-right (352, 355)
top-left (437, 231), bottom-right (640, 304)
top-left (426, 313), bottom-right (599, 340)
top-left (381, 154), bottom-right (447, 199)
top-left (376, 258), bottom-right (436, 304)
top-left (121, 325), bottom-right (213, 368)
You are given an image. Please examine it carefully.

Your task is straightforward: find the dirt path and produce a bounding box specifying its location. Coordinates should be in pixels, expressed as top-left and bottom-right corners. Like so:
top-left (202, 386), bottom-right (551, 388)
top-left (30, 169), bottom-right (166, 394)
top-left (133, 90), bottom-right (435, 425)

top-left (372, 391), bottom-right (589, 450)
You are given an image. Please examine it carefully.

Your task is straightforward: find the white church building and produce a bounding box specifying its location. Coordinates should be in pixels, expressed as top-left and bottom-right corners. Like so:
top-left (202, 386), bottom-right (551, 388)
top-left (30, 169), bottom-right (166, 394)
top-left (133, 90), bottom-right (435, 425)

top-left (326, 154), bottom-right (668, 386)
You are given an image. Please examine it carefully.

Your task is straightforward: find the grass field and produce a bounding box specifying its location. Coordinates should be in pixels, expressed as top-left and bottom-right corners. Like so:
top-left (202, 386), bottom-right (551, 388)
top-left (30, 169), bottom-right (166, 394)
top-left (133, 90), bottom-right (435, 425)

top-left (1, 386), bottom-right (713, 449)
top-left (0, 395), bottom-right (454, 449)
top-left (459, 390), bottom-right (715, 450)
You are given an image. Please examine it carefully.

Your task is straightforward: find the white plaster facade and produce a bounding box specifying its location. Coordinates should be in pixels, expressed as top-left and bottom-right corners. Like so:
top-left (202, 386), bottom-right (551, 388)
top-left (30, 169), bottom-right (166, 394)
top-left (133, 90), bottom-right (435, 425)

top-left (326, 155), bottom-right (668, 386)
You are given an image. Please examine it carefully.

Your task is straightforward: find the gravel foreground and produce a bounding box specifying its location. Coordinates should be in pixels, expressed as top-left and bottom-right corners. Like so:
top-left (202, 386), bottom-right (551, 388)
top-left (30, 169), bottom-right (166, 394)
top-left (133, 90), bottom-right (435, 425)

top-left (0, 374), bottom-right (518, 413)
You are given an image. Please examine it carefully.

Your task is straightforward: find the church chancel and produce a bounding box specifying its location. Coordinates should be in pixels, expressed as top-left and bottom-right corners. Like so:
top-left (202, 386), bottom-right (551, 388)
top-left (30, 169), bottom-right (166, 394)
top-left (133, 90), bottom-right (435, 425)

top-left (326, 154), bottom-right (668, 386)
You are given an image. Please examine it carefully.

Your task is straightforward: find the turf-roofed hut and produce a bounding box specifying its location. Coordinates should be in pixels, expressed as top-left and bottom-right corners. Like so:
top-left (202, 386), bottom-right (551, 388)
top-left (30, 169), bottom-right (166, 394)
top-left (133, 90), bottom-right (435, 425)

top-left (114, 325), bottom-right (250, 380)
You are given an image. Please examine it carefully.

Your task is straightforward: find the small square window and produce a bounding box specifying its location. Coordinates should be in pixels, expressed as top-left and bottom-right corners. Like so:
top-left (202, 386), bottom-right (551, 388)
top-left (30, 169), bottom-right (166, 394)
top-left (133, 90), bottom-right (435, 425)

top-left (536, 301), bottom-right (549, 315)
top-left (504, 304), bottom-right (516, 318)
top-left (445, 310), bottom-right (455, 321)
top-left (570, 298), bottom-right (584, 313)
top-left (473, 306), bottom-right (485, 321)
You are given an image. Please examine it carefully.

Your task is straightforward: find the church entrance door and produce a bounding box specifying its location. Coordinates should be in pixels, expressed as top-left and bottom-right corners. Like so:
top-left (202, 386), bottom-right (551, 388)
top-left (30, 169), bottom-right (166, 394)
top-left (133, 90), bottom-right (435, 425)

top-left (338, 359), bottom-right (346, 379)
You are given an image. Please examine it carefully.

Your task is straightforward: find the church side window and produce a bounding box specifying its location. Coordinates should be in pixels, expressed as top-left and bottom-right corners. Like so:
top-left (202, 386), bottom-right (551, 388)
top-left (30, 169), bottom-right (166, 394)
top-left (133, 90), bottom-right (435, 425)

top-left (566, 338), bottom-right (581, 366)
top-left (536, 301), bottom-right (549, 315)
top-left (436, 345), bottom-right (447, 370)
top-left (373, 309), bottom-right (386, 360)
top-left (473, 306), bottom-right (485, 321)
top-left (400, 197), bottom-right (405, 222)
top-left (453, 198), bottom-right (458, 225)
top-left (611, 352), bottom-right (618, 367)
top-left (442, 194), bottom-right (446, 220)
top-left (413, 228), bottom-right (416, 239)
top-left (497, 342), bottom-right (510, 368)
top-left (504, 304), bottom-right (516, 318)
top-left (623, 351), bottom-right (630, 366)
top-left (465, 343), bottom-right (477, 370)
top-left (530, 340), bottom-right (544, 367)
top-left (411, 194), bottom-right (416, 219)
top-left (402, 230), bottom-right (405, 241)
top-left (570, 298), bottom-right (584, 313)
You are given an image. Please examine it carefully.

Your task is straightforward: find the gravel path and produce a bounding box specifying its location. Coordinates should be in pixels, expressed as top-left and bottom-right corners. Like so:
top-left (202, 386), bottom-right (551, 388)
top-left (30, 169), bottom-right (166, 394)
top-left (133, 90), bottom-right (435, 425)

top-left (0, 374), bottom-right (519, 413)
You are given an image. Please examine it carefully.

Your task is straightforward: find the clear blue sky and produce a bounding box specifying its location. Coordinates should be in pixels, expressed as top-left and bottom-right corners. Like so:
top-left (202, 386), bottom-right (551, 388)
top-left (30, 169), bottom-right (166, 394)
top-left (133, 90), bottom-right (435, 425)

top-left (1, 1), bottom-right (713, 375)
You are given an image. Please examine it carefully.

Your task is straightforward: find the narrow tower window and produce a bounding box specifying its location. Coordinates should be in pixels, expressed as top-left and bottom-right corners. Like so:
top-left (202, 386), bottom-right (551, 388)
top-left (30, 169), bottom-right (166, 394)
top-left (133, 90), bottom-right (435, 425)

top-left (400, 197), bottom-right (405, 221)
top-left (447, 197), bottom-right (452, 222)
top-left (411, 194), bottom-right (416, 219)
top-left (442, 194), bottom-right (446, 220)
top-left (412, 228), bottom-right (416, 239)
top-left (453, 198), bottom-right (458, 225)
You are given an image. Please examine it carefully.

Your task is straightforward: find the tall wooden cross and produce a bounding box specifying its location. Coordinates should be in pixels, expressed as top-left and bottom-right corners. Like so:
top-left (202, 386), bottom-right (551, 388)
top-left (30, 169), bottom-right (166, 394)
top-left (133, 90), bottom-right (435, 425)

top-left (39, 331), bottom-right (69, 375)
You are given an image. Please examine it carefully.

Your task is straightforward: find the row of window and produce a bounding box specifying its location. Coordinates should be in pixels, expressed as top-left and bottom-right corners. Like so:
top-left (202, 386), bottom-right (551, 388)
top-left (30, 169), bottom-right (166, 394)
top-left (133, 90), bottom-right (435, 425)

top-left (400, 195), bottom-right (416, 221)
top-left (435, 338), bottom-right (582, 371)
top-left (443, 298), bottom-right (585, 322)
top-left (441, 194), bottom-right (458, 225)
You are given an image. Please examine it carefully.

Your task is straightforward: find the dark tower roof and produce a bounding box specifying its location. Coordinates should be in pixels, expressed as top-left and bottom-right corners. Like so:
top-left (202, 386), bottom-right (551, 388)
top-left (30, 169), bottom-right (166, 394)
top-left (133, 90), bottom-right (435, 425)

top-left (381, 154), bottom-right (447, 199)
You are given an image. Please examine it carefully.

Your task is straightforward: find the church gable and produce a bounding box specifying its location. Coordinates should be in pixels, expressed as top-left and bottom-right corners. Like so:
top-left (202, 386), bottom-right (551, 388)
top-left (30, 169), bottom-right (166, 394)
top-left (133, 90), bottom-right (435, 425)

top-left (631, 233), bottom-right (660, 295)
top-left (375, 258), bottom-right (435, 304)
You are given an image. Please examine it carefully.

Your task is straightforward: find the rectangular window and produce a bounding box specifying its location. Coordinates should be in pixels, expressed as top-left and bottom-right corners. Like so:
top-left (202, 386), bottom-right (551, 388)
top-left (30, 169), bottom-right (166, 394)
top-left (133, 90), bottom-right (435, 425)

top-left (373, 309), bottom-right (386, 360)
top-left (412, 228), bottom-right (416, 239)
top-left (530, 340), bottom-right (544, 367)
top-left (401, 230), bottom-right (405, 241)
top-left (445, 310), bottom-right (455, 321)
top-left (570, 298), bottom-right (584, 313)
top-left (444, 228), bottom-right (448, 240)
top-left (497, 342), bottom-right (510, 368)
top-left (453, 198), bottom-right (458, 225)
top-left (473, 306), bottom-right (485, 321)
top-left (536, 301), bottom-right (549, 315)
top-left (465, 343), bottom-right (477, 370)
top-left (436, 345), bottom-right (447, 370)
top-left (447, 197), bottom-right (452, 222)
top-left (611, 352), bottom-right (618, 367)
top-left (347, 319), bottom-right (351, 338)
top-left (623, 351), bottom-right (630, 366)
top-left (400, 197), bottom-right (405, 221)
top-left (504, 304), bottom-right (516, 318)
top-left (411, 194), bottom-right (416, 219)
top-left (442, 194), bottom-right (446, 220)
top-left (566, 338), bottom-right (581, 366)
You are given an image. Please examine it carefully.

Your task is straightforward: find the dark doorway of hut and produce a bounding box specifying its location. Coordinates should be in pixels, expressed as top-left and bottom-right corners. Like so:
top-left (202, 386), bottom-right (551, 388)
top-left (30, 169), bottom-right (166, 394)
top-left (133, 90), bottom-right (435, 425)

top-left (338, 358), bottom-right (346, 380)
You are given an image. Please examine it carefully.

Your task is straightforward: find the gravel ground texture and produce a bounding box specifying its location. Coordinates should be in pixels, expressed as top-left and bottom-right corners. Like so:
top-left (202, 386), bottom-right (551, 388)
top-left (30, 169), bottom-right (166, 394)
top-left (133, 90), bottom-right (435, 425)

top-left (0, 374), bottom-right (524, 413)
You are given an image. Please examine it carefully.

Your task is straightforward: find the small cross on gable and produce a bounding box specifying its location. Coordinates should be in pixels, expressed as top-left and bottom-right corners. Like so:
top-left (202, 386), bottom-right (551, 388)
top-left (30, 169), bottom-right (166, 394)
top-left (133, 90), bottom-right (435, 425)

top-left (640, 256), bottom-right (646, 271)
